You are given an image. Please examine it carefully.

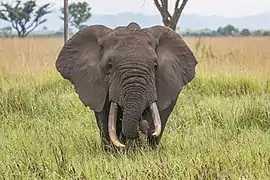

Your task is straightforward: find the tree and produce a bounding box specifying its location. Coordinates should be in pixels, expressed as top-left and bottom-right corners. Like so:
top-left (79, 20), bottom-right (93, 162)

top-left (240, 28), bottom-right (251, 36)
top-left (63, 0), bottom-right (68, 42)
top-left (153, 0), bottom-right (188, 31)
top-left (217, 25), bottom-right (238, 36)
top-left (60, 1), bottom-right (91, 29)
top-left (262, 31), bottom-right (270, 36)
top-left (224, 25), bottom-right (238, 36)
top-left (252, 30), bottom-right (263, 36)
top-left (0, 0), bottom-right (52, 38)
top-left (0, 26), bottom-right (12, 37)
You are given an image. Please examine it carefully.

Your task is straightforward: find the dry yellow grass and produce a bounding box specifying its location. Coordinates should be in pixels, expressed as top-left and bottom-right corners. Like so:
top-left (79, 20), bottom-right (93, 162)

top-left (1, 37), bottom-right (270, 78)
top-left (0, 38), bottom-right (62, 74)
top-left (186, 37), bottom-right (270, 76)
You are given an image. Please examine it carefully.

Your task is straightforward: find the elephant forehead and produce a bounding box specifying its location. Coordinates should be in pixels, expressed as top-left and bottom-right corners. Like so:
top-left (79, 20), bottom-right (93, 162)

top-left (113, 46), bottom-right (157, 65)
top-left (114, 28), bottom-right (148, 37)
top-left (104, 29), bottom-right (157, 61)
top-left (115, 43), bottom-right (154, 56)
top-left (106, 29), bottom-right (152, 46)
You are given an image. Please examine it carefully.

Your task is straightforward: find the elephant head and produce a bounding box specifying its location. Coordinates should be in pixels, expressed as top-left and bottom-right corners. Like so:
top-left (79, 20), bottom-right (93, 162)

top-left (55, 22), bottom-right (198, 148)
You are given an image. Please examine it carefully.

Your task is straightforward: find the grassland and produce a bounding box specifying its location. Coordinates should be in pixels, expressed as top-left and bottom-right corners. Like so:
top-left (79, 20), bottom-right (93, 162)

top-left (0, 36), bottom-right (270, 179)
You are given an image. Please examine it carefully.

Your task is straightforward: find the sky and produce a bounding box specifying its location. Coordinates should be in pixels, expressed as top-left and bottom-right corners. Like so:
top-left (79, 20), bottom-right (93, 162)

top-left (31, 0), bottom-right (270, 18)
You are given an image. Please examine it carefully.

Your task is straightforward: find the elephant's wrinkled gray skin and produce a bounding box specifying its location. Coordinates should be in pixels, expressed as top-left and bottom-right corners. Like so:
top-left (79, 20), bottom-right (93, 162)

top-left (55, 22), bottom-right (198, 149)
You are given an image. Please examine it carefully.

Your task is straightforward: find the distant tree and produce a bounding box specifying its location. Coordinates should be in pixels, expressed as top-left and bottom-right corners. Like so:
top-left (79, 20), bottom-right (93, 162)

top-left (211, 30), bottom-right (219, 37)
top-left (60, 1), bottom-right (91, 29)
top-left (0, 26), bottom-right (12, 37)
top-left (240, 28), bottom-right (251, 36)
top-left (223, 25), bottom-right (238, 36)
top-left (262, 31), bottom-right (270, 36)
top-left (0, 0), bottom-right (52, 38)
top-left (153, 0), bottom-right (188, 31)
top-left (217, 27), bottom-right (225, 36)
top-left (252, 30), bottom-right (263, 36)
top-left (217, 25), bottom-right (238, 36)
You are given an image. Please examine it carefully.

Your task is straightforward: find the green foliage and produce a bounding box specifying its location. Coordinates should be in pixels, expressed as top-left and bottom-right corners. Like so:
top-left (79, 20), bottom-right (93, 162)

top-left (0, 0), bottom-right (52, 38)
top-left (60, 1), bottom-right (91, 29)
top-left (0, 69), bottom-right (269, 179)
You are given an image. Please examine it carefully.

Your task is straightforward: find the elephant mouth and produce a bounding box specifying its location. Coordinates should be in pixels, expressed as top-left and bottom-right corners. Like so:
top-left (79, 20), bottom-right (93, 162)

top-left (108, 101), bottom-right (161, 148)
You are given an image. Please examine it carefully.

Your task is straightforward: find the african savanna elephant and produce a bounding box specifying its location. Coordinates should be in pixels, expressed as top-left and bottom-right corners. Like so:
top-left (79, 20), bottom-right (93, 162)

top-left (55, 22), bottom-right (198, 149)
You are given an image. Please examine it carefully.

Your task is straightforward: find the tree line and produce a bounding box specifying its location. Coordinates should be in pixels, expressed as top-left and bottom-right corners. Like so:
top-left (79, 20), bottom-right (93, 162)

top-left (180, 24), bottom-right (270, 37)
top-left (0, 0), bottom-right (269, 38)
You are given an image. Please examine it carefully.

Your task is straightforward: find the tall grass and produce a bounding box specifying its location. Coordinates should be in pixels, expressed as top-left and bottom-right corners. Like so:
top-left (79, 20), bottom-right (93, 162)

top-left (0, 37), bottom-right (270, 179)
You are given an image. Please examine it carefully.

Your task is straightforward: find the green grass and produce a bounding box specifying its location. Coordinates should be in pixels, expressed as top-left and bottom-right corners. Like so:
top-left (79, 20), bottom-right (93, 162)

top-left (1, 69), bottom-right (269, 179)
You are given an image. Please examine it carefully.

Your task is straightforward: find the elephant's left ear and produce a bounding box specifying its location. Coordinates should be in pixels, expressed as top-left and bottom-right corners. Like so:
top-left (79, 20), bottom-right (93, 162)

top-left (143, 26), bottom-right (198, 111)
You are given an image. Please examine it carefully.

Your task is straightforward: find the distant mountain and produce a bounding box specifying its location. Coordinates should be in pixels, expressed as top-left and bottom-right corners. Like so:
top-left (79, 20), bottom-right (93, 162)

top-left (1, 12), bottom-right (270, 31)
top-left (87, 12), bottom-right (270, 31)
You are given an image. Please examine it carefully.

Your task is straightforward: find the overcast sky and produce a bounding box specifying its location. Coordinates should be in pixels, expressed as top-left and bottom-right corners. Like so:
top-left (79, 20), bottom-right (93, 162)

top-left (2, 0), bottom-right (270, 17)
top-left (31, 0), bottom-right (270, 17)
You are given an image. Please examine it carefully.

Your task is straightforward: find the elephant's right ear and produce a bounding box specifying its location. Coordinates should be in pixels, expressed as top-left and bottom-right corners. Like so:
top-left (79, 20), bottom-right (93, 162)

top-left (143, 26), bottom-right (198, 111)
top-left (55, 25), bottom-right (112, 112)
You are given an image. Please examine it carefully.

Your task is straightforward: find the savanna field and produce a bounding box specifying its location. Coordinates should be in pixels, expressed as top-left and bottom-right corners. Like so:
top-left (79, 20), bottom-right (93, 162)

top-left (0, 36), bottom-right (270, 179)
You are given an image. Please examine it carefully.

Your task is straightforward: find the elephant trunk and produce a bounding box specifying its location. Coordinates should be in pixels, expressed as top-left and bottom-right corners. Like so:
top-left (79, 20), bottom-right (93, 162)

top-left (122, 91), bottom-right (146, 139)
top-left (109, 62), bottom-right (161, 143)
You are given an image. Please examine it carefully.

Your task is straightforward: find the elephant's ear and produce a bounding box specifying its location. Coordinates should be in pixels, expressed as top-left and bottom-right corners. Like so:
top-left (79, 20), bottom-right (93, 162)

top-left (55, 25), bottom-right (112, 112)
top-left (144, 26), bottom-right (198, 111)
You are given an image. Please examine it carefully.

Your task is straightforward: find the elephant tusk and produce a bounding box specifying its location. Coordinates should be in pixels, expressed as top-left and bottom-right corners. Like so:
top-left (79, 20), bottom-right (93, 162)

top-left (150, 102), bottom-right (161, 137)
top-left (108, 102), bottom-right (125, 148)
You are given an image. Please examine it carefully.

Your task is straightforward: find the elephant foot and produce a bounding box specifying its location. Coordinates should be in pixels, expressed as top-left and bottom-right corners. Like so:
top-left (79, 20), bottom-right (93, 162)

top-left (100, 131), bottom-right (126, 152)
top-left (125, 138), bottom-right (143, 149)
top-left (101, 118), bottom-right (160, 151)
top-left (138, 118), bottom-right (161, 149)
top-left (147, 127), bottom-right (163, 149)
top-left (100, 138), bottom-right (123, 152)
top-left (99, 134), bottom-right (112, 152)
top-left (147, 135), bottom-right (160, 149)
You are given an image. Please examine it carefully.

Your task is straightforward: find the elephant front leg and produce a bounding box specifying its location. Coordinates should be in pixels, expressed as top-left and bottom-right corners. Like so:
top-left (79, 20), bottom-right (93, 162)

top-left (94, 111), bottom-right (110, 150)
top-left (95, 106), bottom-right (125, 150)
top-left (147, 98), bottom-right (178, 148)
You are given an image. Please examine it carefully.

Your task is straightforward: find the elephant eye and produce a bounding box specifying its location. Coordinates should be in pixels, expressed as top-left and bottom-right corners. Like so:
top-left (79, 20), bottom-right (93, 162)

top-left (107, 60), bottom-right (113, 74)
top-left (154, 62), bottom-right (158, 69)
top-left (99, 45), bottom-right (104, 55)
top-left (108, 63), bottom-right (112, 70)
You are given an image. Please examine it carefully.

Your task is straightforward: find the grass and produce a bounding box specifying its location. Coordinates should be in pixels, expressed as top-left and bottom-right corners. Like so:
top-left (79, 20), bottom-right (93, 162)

top-left (0, 37), bottom-right (270, 179)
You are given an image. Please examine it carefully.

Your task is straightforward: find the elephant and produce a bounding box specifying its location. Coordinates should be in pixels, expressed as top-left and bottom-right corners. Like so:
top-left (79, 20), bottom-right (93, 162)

top-left (55, 22), bottom-right (198, 149)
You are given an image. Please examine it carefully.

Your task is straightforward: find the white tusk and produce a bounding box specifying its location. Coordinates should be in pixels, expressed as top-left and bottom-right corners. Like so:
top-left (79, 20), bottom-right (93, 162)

top-left (108, 102), bottom-right (125, 148)
top-left (150, 102), bottom-right (161, 137)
